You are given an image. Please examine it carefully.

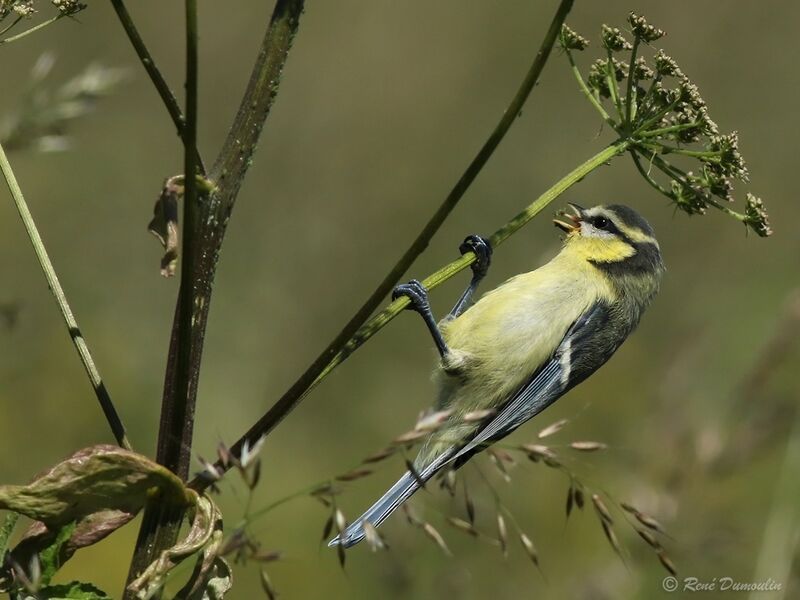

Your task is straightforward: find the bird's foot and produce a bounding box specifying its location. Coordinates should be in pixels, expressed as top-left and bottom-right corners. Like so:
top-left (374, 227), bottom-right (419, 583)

top-left (459, 235), bottom-right (492, 278)
top-left (392, 279), bottom-right (431, 314)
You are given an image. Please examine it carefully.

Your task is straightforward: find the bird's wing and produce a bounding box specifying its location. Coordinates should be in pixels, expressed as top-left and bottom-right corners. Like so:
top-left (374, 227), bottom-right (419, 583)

top-left (452, 300), bottom-right (611, 462)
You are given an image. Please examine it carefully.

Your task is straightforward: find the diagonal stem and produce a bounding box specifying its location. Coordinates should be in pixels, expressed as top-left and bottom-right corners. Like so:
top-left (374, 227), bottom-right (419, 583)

top-left (190, 137), bottom-right (632, 491)
top-left (0, 14), bottom-right (64, 45)
top-left (0, 141), bottom-right (131, 450)
top-left (187, 0), bottom-right (576, 489)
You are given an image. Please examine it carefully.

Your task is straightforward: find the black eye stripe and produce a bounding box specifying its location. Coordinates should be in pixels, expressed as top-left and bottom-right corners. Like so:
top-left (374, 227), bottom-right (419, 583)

top-left (589, 215), bottom-right (620, 234)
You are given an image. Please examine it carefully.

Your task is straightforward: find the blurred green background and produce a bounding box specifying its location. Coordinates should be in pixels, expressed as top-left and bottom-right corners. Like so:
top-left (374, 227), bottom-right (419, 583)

top-left (2, 1), bottom-right (799, 598)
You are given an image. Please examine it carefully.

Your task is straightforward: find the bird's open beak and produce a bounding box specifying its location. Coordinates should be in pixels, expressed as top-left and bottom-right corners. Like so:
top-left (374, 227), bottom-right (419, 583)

top-left (553, 203), bottom-right (584, 233)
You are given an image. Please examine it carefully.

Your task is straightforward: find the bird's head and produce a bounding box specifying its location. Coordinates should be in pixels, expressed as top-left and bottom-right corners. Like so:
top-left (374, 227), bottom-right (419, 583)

top-left (554, 203), bottom-right (664, 279)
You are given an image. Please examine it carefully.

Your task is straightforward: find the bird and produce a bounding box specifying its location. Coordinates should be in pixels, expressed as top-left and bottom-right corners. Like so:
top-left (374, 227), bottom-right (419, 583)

top-left (330, 203), bottom-right (664, 548)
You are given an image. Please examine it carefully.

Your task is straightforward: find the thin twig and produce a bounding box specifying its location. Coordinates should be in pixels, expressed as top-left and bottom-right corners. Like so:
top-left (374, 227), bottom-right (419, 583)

top-left (0, 141), bottom-right (131, 450)
top-left (564, 45), bottom-right (617, 130)
top-left (0, 14), bottom-right (64, 45)
top-left (108, 0), bottom-right (205, 173)
top-left (190, 137), bottom-right (631, 491)
top-left (188, 0), bottom-right (575, 490)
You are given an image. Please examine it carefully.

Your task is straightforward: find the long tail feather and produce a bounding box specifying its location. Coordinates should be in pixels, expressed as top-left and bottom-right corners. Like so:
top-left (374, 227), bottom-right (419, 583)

top-left (328, 451), bottom-right (452, 548)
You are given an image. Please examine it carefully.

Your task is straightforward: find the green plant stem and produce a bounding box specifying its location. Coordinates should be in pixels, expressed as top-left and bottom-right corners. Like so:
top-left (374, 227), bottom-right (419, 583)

top-left (624, 38), bottom-right (640, 125)
top-left (564, 47), bottom-right (617, 130)
top-left (0, 14), bottom-right (63, 45)
top-left (638, 121), bottom-right (700, 138)
top-left (633, 95), bottom-right (680, 135)
top-left (0, 141), bottom-right (131, 450)
top-left (645, 151), bottom-right (747, 222)
top-left (605, 49), bottom-right (624, 123)
top-left (190, 137), bottom-right (631, 492)
top-left (630, 148), bottom-right (670, 196)
top-left (108, 0), bottom-right (206, 173)
top-left (187, 0), bottom-right (576, 490)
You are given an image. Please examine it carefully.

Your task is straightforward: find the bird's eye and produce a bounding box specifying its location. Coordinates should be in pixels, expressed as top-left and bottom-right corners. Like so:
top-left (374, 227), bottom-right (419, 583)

top-left (592, 216), bottom-right (610, 229)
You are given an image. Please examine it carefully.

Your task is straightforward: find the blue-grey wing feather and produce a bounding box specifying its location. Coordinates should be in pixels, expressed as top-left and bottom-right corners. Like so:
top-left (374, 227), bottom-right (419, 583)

top-left (454, 300), bottom-right (615, 461)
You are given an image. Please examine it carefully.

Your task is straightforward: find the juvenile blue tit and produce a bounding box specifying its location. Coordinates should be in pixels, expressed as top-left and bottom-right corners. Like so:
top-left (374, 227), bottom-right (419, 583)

top-left (331, 203), bottom-right (664, 548)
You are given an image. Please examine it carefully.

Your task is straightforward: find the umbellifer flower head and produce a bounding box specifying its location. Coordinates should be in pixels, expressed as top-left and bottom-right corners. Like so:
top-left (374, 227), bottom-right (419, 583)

top-left (628, 12), bottom-right (665, 43)
top-left (560, 24), bottom-right (589, 51)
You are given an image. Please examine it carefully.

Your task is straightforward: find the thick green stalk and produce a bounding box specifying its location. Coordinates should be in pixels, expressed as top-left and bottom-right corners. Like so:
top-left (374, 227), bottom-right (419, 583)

top-left (190, 137), bottom-right (631, 491)
top-left (0, 141), bottom-right (131, 450)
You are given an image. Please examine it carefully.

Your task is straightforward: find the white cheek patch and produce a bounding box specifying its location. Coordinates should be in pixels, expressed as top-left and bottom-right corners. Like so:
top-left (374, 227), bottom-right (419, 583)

top-left (580, 223), bottom-right (616, 239)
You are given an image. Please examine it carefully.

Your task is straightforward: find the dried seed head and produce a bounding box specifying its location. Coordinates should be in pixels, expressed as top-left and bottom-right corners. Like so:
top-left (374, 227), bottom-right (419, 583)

top-left (591, 494), bottom-right (614, 524)
top-left (543, 456), bottom-right (561, 469)
top-left (744, 193), bottom-right (772, 237)
top-left (239, 435), bottom-right (266, 469)
top-left (657, 550), bottom-right (678, 576)
top-left (600, 519), bottom-right (623, 557)
top-left (519, 532), bottom-right (539, 566)
top-left (521, 443), bottom-right (557, 461)
top-left (628, 12), bottom-right (665, 42)
top-left (440, 468), bottom-right (457, 496)
top-left (392, 429), bottom-right (428, 445)
top-left (465, 487), bottom-right (476, 524)
top-left (634, 511), bottom-right (665, 534)
top-left (321, 514), bottom-right (334, 542)
top-left (422, 522), bottom-right (452, 556)
top-left (560, 24), bottom-right (589, 51)
top-left (497, 514), bottom-right (508, 557)
top-left (362, 447), bottom-right (396, 464)
top-left (335, 468), bottom-right (373, 482)
top-left (574, 486), bottom-right (585, 510)
top-left (196, 456), bottom-right (221, 482)
top-left (217, 442), bottom-right (233, 468)
top-left (402, 503), bottom-right (423, 527)
top-left (569, 441), bottom-right (608, 452)
top-left (488, 450), bottom-right (512, 482)
top-left (601, 25), bottom-right (633, 52)
top-left (363, 521), bottom-right (387, 552)
top-left (566, 485), bottom-right (575, 519)
top-left (254, 550), bottom-right (283, 563)
top-left (635, 527), bottom-right (661, 550)
top-left (415, 409), bottom-right (453, 431)
top-left (334, 508), bottom-right (347, 534)
top-left (463, 408), bottom-right (496, 423)
top-left (538, 419), bottom-right (569, 439)
top-left (247, 458), bottom-right (262, 490)
top-left (447, 517), bottom-right (478, 537)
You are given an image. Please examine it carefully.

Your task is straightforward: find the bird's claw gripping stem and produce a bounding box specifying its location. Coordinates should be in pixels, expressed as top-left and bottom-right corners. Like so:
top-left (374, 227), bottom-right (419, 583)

top-left (449, 234), bottom-right (492, 318)
top-left (393, 279), bottom-right (449, 357)
top-left (459, 234), bottom-right (493, 279)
